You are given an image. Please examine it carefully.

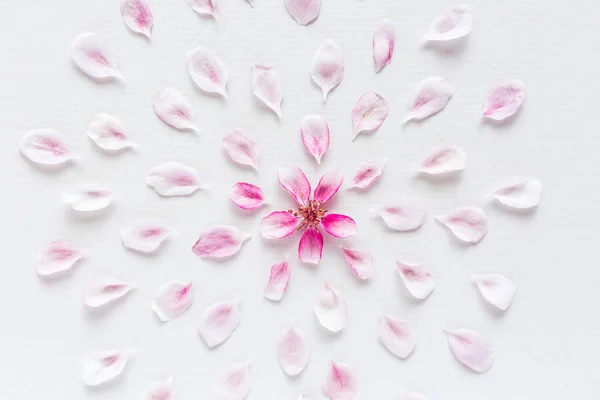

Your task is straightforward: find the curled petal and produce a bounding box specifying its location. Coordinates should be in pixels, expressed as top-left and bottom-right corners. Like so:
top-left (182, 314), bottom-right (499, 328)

top-left (404, 77), bottom-right (453, 123)
top-left (222, 131), bottom-right (259, 170)
top-left (339, 245), bottom-right (373, 281)
top-left (424, 4), bottom-right (473, 42)
top-left (252, 63), bottom-right (284, 117)
top-left (213, 361), bottom-right (251, 400)
top-left (146, 161), bottom-right (205, 197)
top-left (144, 377), bottom-right (175, 400)
top-left (121, 221), bottom-right (171, 254)
top-left (19, 129), bottom-right (74, 166)
top-left (153, 281), bottom-right (193, 321)
top-left (192, 225), bottom-right (250, 258)
top-left (261, 211), bottom-right (299, 239)
top-left (63, 184), bottom-right (113, 212)
top-left (313, 170), bottom-right (343, 203)
top-left (483, 80), bottom-right (527, 120)
top-left (36, 241), bottom-right (85, 277)
top-left (379, 315), bottom-right (417, 359)
top-left (72, 32), bottom-right (123, 81)
top-left (443, 328), bottom-right (493, 373)
top-left (472, 273), bottom-right (516, 311)
top-left (276, 321), bottom-right (309, 376)
top-left (185, 0), bottom-right (218, 19)
top-left (187, 46), bottom-right (228, 98)
top-left (436, 207), bottom-right (488, 244)
top-left (323, 361), bottom-right (358, 400)
top-left (373, 19), bottom-right (395, 72)
top-left (231, 182), bottom-right (266, 210)
top-left (314, 280), bottom-right (346, 332)
top-left (351, 92), bottom-right (389, 139)
top-left (351, 159), bottom-right (385, 189)
top-left (198, 296), bottom-right (242, 348)
top-left (82, 349), bottom-right (135, 386)
top-left (491, 178), bottom-right (542, 209)
top-left (298, 228), bottom-right (323, 265)
top-left (264, 260), bottom-right (290, 302)
top-left (371, 198), bottom-right (426, 231)
top-left (84, 278), bottom-right (137, 308)
top-left (419, 146), bottom-right (465, 175)
top-left (310, 40), bottom-right (344, 102)
top-left (321, 214), bottom-right (357, 238)
top-left (152, 87), bottom-right (199, 132)
top-left (396, 261), bottom-right (435, 300)
top-left (87, 113), bottom-right (137, 152)
top-left (121, 0), bottom-right (153, 38)
top-left (284, 0), bottom-right (321, 25)
top-left (278, 165), bottom-right (311, 205)
top-left (301, 115), bottom-right (330, 164)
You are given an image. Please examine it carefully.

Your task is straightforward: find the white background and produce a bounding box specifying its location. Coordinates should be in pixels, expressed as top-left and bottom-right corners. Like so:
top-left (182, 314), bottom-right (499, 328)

top-left (1, 0), bottom-right (599, 398)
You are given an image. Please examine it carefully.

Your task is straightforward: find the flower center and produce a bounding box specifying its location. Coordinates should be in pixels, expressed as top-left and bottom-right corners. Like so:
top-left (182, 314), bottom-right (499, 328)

top-left (289, 199), bottom-right (328, 230)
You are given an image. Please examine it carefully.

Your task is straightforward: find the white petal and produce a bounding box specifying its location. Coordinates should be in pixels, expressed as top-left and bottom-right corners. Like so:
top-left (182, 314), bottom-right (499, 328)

top-left (82, 349), bottom-right (135, 386)
top-left (396, 260), bottom-right (435, 300)
top-left (188, 46), bottom-right (228, 98)
top-left (351, 92), bottom-right (390, 139)
top-left (397, 388), bottom-right (428, 400)
top-left (143, 376), bottom-right (175, 400)
top-left (222, 130), bottom-right (260, 170)
top-left (322, 361), bottom-right (359, 400)
top-left (264, 260), bottom-right (290, 302)
top-left (87, 113), bottom-right (137, 152)
top-left (310, 39), bottom-right (344, 102)
top-left (404, 77), bottom-right (453, 123)
top-left (252, 63), bottom-right (284, 116)
top-left (185, 0), bottom-right (218, 19)
top-left (472, 273), bottom-right (516, 311)
top-left (84, 278), bottom-right (136, 308)
top-left (373, 19), bottom-right (395, 72)
top-left (418, 146), bottom-right (466, 175)
top-left (191, 225), bottom-right (250, 258)
top-left (121, 221), bottom-right (171, 253)
top-left (436, 207), bottom-right (488, 244)
top-left (19, 129), bottom-right (74, 166)
top-left (301, 115), bottom-right (330, 164)
top-left (72, 32), bottom-right (123, 81)
top-left (146, 161), bottom-right (205, 197)
top-left (63, 184), bottom-right (113, 212)
top-left (284, 0), bottom-right (321, 25)
top-left (371, 198), bottom-right (426, 231)
top-left (443, 328), bottom-right (493, 373)
top-left (198, 296), bottom-right (242, 348)
top-left (153, 281), bottom-right (193, 321)
top-left (153, 87), bottom-right (199, 132)
top-left (424, 4), bottom-right (473, 42)
top-left (491, 178), bottom-right (543, 209)
top-left (276, 320), bottom-right (309, 376)
top-left (483, 79), bottom-right (527, 120)
top-left (379, 315), bottom-right (417, 359)
top-left (351, 159), bottom-right (386, 189)
top-left (36, 241), bottom-right (85, 277)
top-left (121, 0), bottom-right (153, 39)
top-left (213, 361), bottom-right (251, 400)
top-left (339, 245), bottom-right (373, 281)
top-left (314, 280), bottom-right (346, 333)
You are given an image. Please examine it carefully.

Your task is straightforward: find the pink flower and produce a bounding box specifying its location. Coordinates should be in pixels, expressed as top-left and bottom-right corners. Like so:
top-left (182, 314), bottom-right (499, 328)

top-left (261, 166), bottom-right (357, 265)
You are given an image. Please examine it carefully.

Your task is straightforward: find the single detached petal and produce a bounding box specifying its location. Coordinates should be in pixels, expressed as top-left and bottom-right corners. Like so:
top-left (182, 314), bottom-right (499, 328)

top-left (264, 260), bottom-right (290, 302)
top-left (144, 377), bottom-right (175, 400)
top-left (284, 0), bottom-right (321, 25)
top-left (472, 273), bottom-right (516, 311)
top-left (19, 129), bottom-right (74, 166)
top-left (436, 207), bottom-right (488, 244)
top-left (192, 225), bottom-right (250, 258)
top-left (351, 159), bottom-right (385, 189)
top-left (424, 4), bottom-right (473, 42)
top-left (213, 361), bottom-right (251, 400)
top-left (198, 296), bottom-right (242, 348)
top-left (278, 165), bottom-right (311, 205)
top-left (153, 281), bottom-right (193, 321)
top-left (276, 321), bottom-right (309, 376)
top-left (310, 40), bottom-right (344, 102)
top-left (152, 87), bottom-right (199, 132)
top-left (146, 161), bottom-right (205, 197)
top-left (321, 214), bottom-right (357, 238)
top-left (396, 261), bottom-right (435, 300)
top-left (373, 19), bottom-right (395, 72)
top-left (301, 115), bottom-right (330, 164)
top-left (82, 349), bottom-right (135, 386)
top-left (188, 46), bottom-right (228, 98)
top-left (313, 170), bottom-right (343, 203)
top-left (323, 361), bottom-right (359, 400)
top-left (339, 245), bottom-right (372, 281)
top-left (491, 178), bottom-right (542, 209)
top-left (72, 32), bottom-right (123, 81)
top-left (371, 198), bottom-right (426, 231)
top-left (379, 315), bottom-right (417, 359)
top-left (185, 0), bottom-right (218, 19)
top-left (252, 63), bottom-right (284, 117)
top-left (397, 389), bottom-right (428, 400)
top-left (314, 280), bottom-right (346, 332)
top-left (121, 221), bottom-right (171, 254)
top-left (483, 80), bottom-right (527, 120)
top-left (261, 211), bottom-right (299, 239)
top-left (121, 0), bottom-right (153, 38)
top-left (298, 228), bottom-right (323, 265)
top-left (87, 113), bottom-right (137, 152)
top-left (419, 145), bottom-right (465, 175)
top-left (222, 130), bottom-right (259, 170)
top-left (36, 241), bottom-right (85, 277)
top-left (231, 182), bottom-right (266, 210)
top-left (351, 92), bottom-right (389, 139)
top-left (404, 77), bottom-right (453, 123)
top-left (443, 328), bottom-right (493, 373)
top-left (83, 278), bottom-right (137, 308)
top-left (63, 185), bottom-right (113, 212)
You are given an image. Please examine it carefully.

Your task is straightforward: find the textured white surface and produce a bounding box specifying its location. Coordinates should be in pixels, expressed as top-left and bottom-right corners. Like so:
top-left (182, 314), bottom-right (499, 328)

top-left (0, 0), bottom-right (599, 398)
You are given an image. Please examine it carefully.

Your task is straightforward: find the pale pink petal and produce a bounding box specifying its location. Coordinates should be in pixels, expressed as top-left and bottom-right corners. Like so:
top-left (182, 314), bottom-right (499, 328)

top-left (213, 361), bottom-right (251, 400)
top-left (83, 278), bottom-right (137, 308)
top-left (379, 315), bottom-right (417, 359)
top-left (396, 260), bottom-right (435, 300)
top-left (82, 349), bottom-right (135, 386)
top-left (121, 221), bottom-right (171, 254)
top-left (278, 165), bottom-right (311, 205)
top-left (419, 145), bottom-right (465, 175)
top-left (472, 273), bottom-right (516, 311)
top-left (491, 178), bottom-right (542, 209)
top-left (231, 182), bottom-right (266, 210)
top-left (298, 228), bottom-right (323, 265)
top-left (264, 260), bottom-right (290, 302)
top-left (483, 80), bottom-right (526, 120)
top-left (322, 361), bottom-right (359, 400)
top-left (314, 280), bottom-right (346, 332)
top-left (404, 77), bottom-right (453, 123)
top-left (192, 225), bottom-right (250, 258)
top-left (321, 214), bottom-right (357, 238)
top-left (371, 198), bottom-right (426, 231)
top-left (351, 159), bottom-right (386, 189)
top-left (436, 207), bottom-right (488, 244)
top-left (222, 130), bottom-right (259, 170)
top-left (187, 46), bottom-right (228, 98)
top-left (152, 87), bottom-right (199, 132)
top-left (121, 0), bottom-right (153, 39)
top-left (261, 211), bottom-right (299, 239)
top-left (313, 170), bottom-right (343, 203)
top-left (146, 161), bottom-right (206, 197)
top-left (185, 0), bottom-right (218, 19)
top-left (397, 388), bottom-right (428, 400)
top-left (19, 129), bottom-right (74, 166)
top-left (252, 63), bottom-right (284, 117)
top-left (144, 377), bottom-right (175, 400)
top-left (339, 245), bottom-right (372, 281)
top-left (424, 4), bottom-right (473, 42)
top-left (443, 327), bottom-right (493, 373)
top-left (373, 19), bottom-right (395, 72)
top-left (198, 296), bottom-right (242, 348)
top-left (87, 113), bottom-right (137, 152)
top-left (276, 320), bottom-right (309, 376)
top-left (351, 92), bottom-right (389, 139)
top-left (72, 32), bottom-right (123, 81)
top-left (153, 281), bottom-right (193, 321)
top-left (310, 39), bottom-right (344, 102)
top-left (301, 115), bottom-right (330, 163)
top-left (63, 184), bottom-right (113, 212)
top-left (284, 0), bottom-right (321, 25)
top-left (36, 241), bottom-right (85, 277)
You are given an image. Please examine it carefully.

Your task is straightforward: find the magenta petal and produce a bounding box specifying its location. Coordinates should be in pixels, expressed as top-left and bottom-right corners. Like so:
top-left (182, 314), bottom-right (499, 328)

top-left (321, 214), bottom-right (357, 238)
top-left (230, 182), bottom-right (266, 210)
top-left (278, 165), bottom-right (311, 205)
top-left (313, 170), bottom-right (343, 204)
top-left (298, 228), bottom-right (323, 265)
top-left (261, 211), bottom-right (299, 239)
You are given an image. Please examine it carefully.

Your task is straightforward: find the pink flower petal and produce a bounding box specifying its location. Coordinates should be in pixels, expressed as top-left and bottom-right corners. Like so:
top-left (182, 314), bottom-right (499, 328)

top-left (419, 145), bottom-right (465, 175)
top-left (82, 349), bottom-right (135, 386)
top-left (276, 320), bottom-right (309, 376)
top-left (187, 46), bottom-right (228, 98)
top-left (36, 241), bottom-right (85, 277)
top-left (63, 184), bottom-right (113, 212)
top-left (264, 260), bottom-right (290, 302)
top-left (351, 159), bottom-right (386, 189)
top-left (472, 273), bottom-right (516, 311)
top-left (491, 177), bottom-right (542, 209)
top-left (321, 214), bottom-right (357, 238)
top-left (425, 3), bottom-right (472, 42)
top-left (314, 280), bottom-right (346, 332)
top-left (371, 198), bottom-right (426, 231)
top-left (252, 63), bottom-right (284, 117)
top-left (87, 113), bottom-right (137, 152)
top-left (222, 130), bottom-right (260, 170)
top-left (313, 170), bottom-right (343, 203)
top-left (436, 207), bottom-right (488, 244)
top-left (121, 0), bottom-right (153, 39)
top-left (198, 296), bottom-right (242, 348)
top-left (153, 281), bottom-right (193, 321)
top-left (379, 315), bottom-right (417, 359)
top-left (146, 161), bottom-right (205, 197)
top-left (213, 361), bottom-right (251, 400)
top-left (121, 221), bottom-right (171, 254)
top-left (185, 0), bottom-right (218, 19)
top-left (278, 165), bottom-right (311, 205)
top-left (72, 32), bottom-right (123, 81)
top-left (261, 211), bottom-right (299, 239)
top-left (284, 0), bottom-right (321, 25)
top-left (298, 227), bottom-right (323, 265)
top-left (322, 361), bottom-right (359, 400)
top-left (152, 87), bottom-right (199, 132)
top-left (351, 92), bottom-right (389, 139)
top-left (404, 77), bottom-right (453, 123)
top-left (19, 129), bottom-right (74, 166)
top-left (83, 278), bottom-right (137, 308)
top-left (396, 260), bottom-right (435, 300)
top-left (310, 39), bottom-right (344, 102)
top-left (231, 182), bottom-right (266, 210)
top-left (144, 377), bottom-right (175, 400)
top-left (443, 327), bottom-right (493, 373)
top-left (192, 225), bottom-right (250, 258)
top-left (373, 19), bottom-right (395, 72)
top-left (483, 80), bottom-right (527, 120)
top-left (301, 115), bottom-right (330, 164)
top-left (339, 245), bottom-right (373, 281)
